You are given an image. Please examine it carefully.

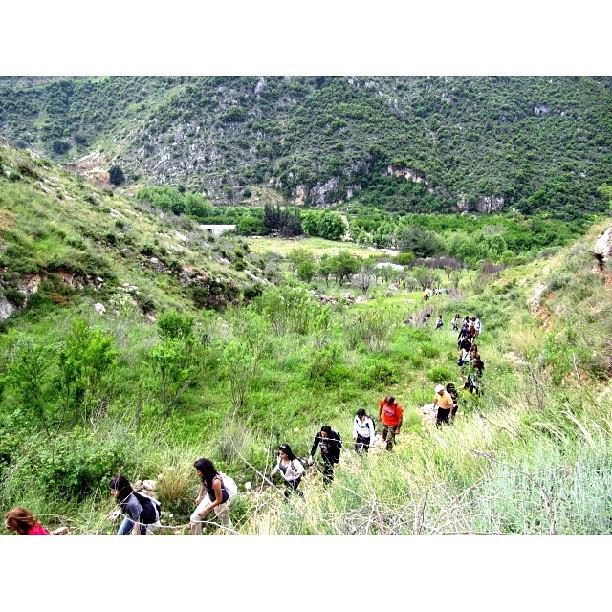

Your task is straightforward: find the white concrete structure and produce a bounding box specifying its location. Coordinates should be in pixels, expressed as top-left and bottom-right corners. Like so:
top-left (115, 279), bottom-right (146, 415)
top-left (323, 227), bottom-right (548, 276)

top-left (199, 224), bottom-right (237, 237)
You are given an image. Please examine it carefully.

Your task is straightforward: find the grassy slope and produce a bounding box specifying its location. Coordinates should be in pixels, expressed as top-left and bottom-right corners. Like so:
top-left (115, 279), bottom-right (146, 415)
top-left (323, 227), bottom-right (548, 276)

top-left (0, 147), bottom-right (609, 534)
top-left (240, 221), bottom-right (612, 535)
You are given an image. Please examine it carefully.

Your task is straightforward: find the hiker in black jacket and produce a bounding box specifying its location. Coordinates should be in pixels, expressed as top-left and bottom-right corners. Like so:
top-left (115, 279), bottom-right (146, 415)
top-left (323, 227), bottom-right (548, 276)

top-left (309, 425), bottom-right (342, 485)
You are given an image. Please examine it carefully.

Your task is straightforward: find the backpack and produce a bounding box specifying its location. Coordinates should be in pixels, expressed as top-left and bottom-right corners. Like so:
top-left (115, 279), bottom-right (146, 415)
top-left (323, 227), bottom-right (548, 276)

top-left (356, 416), bottom-right (376, 436)
top-left (219, 472), bottom-right (238, 500)
top-left (133, 491), bottom-right (162, 525)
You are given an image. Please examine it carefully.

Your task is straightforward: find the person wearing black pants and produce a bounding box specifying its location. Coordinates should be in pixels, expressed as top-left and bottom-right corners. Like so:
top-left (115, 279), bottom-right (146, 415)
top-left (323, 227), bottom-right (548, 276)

top-left (310, 425), bottom-right (342, 485)
top-left (433, 384), bottom-right (454, 428)
top-left (270, 444), bottom-right (305, 500)
top-left (353, 408), bottom-right (375, 454)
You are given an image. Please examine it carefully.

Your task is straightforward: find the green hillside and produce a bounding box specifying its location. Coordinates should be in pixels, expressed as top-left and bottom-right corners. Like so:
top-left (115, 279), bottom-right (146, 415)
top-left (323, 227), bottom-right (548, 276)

top-left (0, 144), bottom-right (610, 535)
top-left (1, 76), bottom-right (610, 217)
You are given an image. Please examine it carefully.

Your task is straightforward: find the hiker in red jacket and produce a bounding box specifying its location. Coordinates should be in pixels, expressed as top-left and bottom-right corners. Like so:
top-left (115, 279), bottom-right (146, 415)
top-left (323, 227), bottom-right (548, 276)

top-left (379, 396), bottom-right (404, 451)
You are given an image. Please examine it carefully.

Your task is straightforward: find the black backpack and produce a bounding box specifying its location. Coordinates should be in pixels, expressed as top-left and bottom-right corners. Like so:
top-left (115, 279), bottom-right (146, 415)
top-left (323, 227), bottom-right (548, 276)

top-left (133, 491), bottom-right (162, 525)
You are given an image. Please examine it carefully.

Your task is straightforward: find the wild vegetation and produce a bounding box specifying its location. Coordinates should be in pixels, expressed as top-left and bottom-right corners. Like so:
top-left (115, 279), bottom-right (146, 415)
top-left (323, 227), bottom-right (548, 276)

top-left (0, 143), bottom-right (610, 535)
top-left (0, 76), bottom-right (610, 216)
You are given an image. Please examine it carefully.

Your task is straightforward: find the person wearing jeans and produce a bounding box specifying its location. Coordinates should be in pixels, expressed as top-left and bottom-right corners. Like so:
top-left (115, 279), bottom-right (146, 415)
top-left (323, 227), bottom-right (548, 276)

top-left (379, 396), bottom-right (403, 451)
top-left (110, 475), bottom-right (156, 535)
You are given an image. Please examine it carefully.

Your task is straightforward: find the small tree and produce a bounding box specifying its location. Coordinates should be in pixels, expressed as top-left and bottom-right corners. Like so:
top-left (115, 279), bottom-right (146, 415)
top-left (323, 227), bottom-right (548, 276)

top-left (56, 320), bottom-right (117, 426)
top-left (287, 248), bottom-right (317, 283)
top-left (318, 254), bottom-right (334, 286)
top-left (330, 252), bottom-right (359, 285)
top-left (354, 264), bottom-right (374, 294)
top-left (109, 165), bottom-right (126, 186)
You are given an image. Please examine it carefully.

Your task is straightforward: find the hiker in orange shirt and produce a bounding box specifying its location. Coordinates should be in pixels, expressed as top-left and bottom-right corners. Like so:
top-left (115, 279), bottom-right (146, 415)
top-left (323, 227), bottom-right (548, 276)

top-left (379, 396), bottom-right (403, 451)
top-left (433, 384), bottom-right (454, 427)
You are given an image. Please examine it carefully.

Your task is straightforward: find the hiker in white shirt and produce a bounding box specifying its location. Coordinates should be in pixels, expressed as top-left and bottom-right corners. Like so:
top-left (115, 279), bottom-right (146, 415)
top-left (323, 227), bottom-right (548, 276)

top-left (475, 317), bottom-right (481, 337)
top-left (270, 444), bottom-right (305, 499)
top-left (353, 408), bottom-right (375, 453)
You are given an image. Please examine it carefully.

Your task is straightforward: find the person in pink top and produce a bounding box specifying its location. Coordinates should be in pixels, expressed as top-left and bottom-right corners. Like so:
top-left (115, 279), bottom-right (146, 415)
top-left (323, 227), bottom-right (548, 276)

top-left (4, 507), bottom-right (50, 535)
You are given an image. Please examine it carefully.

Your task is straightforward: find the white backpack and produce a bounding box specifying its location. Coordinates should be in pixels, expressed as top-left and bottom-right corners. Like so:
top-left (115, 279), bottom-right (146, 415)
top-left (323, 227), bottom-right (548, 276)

top-left (220, 473), bottom-right (238, 500)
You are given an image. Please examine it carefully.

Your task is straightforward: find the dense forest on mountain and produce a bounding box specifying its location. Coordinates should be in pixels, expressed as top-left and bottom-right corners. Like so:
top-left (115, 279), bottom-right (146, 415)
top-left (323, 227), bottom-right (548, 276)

top-left (1, 76), bottom-right (610, 218)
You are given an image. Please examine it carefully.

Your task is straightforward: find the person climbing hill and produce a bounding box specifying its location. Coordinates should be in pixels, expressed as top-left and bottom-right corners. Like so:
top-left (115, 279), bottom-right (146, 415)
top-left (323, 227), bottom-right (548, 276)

top-left (436, 315), bottom-right (444, 330)
top-left (432, 384), bottom-right (454, 427)
top-left (190, 458), bottom-right (235, 534)
top-left (379, 396), bottom-right (403, 450)
top-left (353, 408), bottom-right (375, 453)
top-left (4, 507), bottom-right (49, 535)
top-left (270, 444), bottom-right (305, 499)
top-left (446, 382), bottom-right (459, 421)
top-left (451, 314), bottom-right (460, 331)
top-left (310, 425), bottom-right (342, 485)
top-left (458, 335), bottom-right (472, 365)
top-left (110, 475), bottom-right (161, 535)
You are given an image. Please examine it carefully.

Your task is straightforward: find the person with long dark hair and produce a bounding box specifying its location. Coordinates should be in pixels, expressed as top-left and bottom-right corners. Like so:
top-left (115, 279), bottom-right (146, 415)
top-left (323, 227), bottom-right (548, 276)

top-left (309, 425), bottom-right (342, 485)
top-left (270, 444), bottom-right (305, 499)
top-left (190, 458), bottom-right (232, 535)
top-left (4, 507), bottom-right (49, 535)
top-left (109, 475), bottom-right (161, 535)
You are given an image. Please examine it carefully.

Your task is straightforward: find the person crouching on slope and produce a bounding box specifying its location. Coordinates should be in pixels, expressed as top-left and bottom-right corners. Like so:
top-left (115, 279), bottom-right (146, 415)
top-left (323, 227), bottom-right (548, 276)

top-left (4, 507), bottom-right (49, 535)
top-left (432, 384), bottom-right (454, 427)
top-left (309, 425), bottom-right (342, 485)
top-left (110, 475), bottom-right (161, 535)
top-left (353, 408), bottom-right (375, 453)
top-left (270, 444), bottom-right (305, 499)
top-left (379, 396), bottom-right (403, 451)
top-left (190, 458), bottom-right (232, 534)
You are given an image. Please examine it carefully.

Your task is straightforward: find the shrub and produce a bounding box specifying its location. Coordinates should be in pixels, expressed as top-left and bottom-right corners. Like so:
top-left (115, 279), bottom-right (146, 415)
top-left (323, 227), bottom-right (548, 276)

top-left (52, 140), bottom-right (70, 155)
top-left (427, 365), bottom-right (455, 383)
top-left (346, 304), bottom-right (398, 352)
top-left (420, 344), bottom-right (440, 359)
top-left (365, 360), bottom-right (398, 387)
top-left (156, 464), bottom-right (194, 514)
top-left (109, 165), bottom-right (125, 186)
top-left (17, 161), bottom-right (38, 179)
top-left (157, 310), bottom-right (195, 340)
top-left (5, 429), bottom-right (139, 502)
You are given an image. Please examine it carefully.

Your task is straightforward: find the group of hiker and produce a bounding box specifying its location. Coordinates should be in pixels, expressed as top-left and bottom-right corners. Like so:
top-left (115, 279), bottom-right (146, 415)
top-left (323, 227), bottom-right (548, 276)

top-left (5, 299), bottom-right (488, 536)
top-left (4, 388), bottom-right (476, 535)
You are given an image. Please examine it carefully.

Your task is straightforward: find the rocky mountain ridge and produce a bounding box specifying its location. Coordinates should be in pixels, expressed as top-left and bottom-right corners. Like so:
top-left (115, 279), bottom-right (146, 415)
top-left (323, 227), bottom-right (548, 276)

top-left (0, 76), bottom-right (610, 216)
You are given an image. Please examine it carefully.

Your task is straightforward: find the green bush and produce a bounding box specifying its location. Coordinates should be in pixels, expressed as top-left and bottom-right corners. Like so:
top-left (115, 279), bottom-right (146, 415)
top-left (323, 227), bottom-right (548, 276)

top-left (365, 359), bottom-right (398, 387)
top-left (427, 365), bottom-right (455, 383)
top-left (5, 429), bottom-right (139, 502)
top-left (420, 343), bottom-right (440, 359)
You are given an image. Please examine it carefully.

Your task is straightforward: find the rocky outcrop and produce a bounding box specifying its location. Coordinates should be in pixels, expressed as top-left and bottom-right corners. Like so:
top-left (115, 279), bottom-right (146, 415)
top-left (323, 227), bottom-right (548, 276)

top-left (386, 165), bottom-right (427, 185)
top-left (534, 104), bottom-right (550, 116)
top-left (476, 196), bottom-right (505, 213)
top-left (310, 291), bottom-right (367, 306)
top-left (592, 226), bottom-right (612, 272)
top-left (141, 257), bottom-right (166, 273)
top-left (179, 264), bottom-right (240, 311)
top-left (309, 177), bottom-right (340, 206)
top-left (0, 296), bottom-right (15, 321)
